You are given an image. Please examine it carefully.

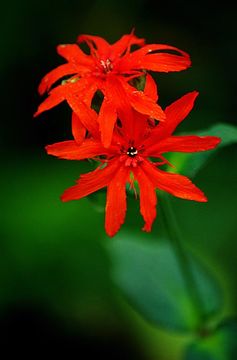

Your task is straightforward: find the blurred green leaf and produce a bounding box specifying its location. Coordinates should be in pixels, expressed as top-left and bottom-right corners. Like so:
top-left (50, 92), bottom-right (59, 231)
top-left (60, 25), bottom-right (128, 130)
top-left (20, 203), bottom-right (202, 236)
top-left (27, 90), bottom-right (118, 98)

top-left (87, 190), bottom-right (106, 213)
top-left (185, 319), bottom-right (237, 360)
top-left (168, 123), bottom-right (237, 178)
top-left (130, 74), bottom-right (146, 91)
top-left (108, 238), bottom-right (222, 333)
top-left (0, 155), bottom-right (114, 322)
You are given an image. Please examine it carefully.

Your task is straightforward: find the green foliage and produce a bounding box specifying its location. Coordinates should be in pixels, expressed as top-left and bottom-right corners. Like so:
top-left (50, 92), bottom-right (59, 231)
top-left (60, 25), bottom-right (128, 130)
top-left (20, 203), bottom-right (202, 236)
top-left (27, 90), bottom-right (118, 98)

top-left (185, 320), bottom-right (237, 360)
top-left (108, 238), bottom-right (222, 333)
top-left (168, 123), bottom-right (237, 178)
top-left (0, 155), bottom-right (114, 322)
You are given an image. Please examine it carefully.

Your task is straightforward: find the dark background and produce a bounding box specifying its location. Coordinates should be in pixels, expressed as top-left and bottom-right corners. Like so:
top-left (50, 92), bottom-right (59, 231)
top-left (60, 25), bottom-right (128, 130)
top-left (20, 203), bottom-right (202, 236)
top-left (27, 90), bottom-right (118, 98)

top-left (1, 1), bottom-right (236, 358)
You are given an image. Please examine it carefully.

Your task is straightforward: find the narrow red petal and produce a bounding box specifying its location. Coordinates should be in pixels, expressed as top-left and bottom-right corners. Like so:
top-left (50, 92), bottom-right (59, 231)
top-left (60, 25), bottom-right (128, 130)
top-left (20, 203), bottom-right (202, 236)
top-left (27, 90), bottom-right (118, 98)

top-left (46, 139), bottom-right (107, 160)
top-left (129, 91), bottom-right (165, 121)
top-left (139, 53), bottom-right (191, 72)
top-left (77, 34), bottom-right (110, 57)
top-left (111, 32), bottom-right (145, 58)
top-left (119, 44), bottom-right (190, 72)
top-left (105, 76), bottom-right (134, 139)
top-left (57, 44), bottom-right (94, 67)
top-left (38, 63), bottom-right (77, 95)
top-left (141, 160), bottom-right (207, 202)
top-left (97, 97), bottom-right (118, 148)
top-left (72, 112), bottom-right (86, 145)
top-left (105, 76), bottom-right (148, 144)
top-left (134, 166), bottom-right (157, 232)
top-left (66, 95), bottom-right (100, 139)
top-left (105, 165), bottom-right (129, 237)
top-left (144, 73), bottom-right (158, 102)
top-left (34, 86), bottom-right (65, 117)
top-left (121, 80), bottom-right (165, 121)
top-left (72, 76), bottom-right (100, 107)
top-left (61, 160), bottom-right (119, 202)
top-left (146, 135), bottom-right (221, 156)
top-left (64, 76), bottom-right (98, 101)
top-left (131, 111), bottom-right (149, 145)
top-left (35, 76), bottom-right (98, 122)
top-left (143, 91), bottom-right (199, 146)
top-left (164, 91), bottom-right (199, 135)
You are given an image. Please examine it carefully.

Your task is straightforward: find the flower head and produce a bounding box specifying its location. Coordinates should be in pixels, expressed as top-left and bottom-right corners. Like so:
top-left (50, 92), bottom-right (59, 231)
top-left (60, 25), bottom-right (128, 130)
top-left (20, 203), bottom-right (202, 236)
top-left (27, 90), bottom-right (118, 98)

top-left (46, 91), bottom-right (221, 237)
top-left (35, 31), bottom-right (191, 147)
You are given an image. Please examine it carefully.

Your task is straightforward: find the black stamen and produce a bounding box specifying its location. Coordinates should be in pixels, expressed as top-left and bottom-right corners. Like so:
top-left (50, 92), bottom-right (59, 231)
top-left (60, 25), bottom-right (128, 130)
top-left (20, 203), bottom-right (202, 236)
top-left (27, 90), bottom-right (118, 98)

top-left (127, 146), bottom-right (138, 157)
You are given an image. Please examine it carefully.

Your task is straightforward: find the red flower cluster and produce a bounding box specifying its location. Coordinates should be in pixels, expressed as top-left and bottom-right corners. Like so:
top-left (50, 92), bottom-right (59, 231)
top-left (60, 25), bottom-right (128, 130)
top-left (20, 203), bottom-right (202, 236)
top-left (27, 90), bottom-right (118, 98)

top-left (35, 32), bottom-right (221, 237)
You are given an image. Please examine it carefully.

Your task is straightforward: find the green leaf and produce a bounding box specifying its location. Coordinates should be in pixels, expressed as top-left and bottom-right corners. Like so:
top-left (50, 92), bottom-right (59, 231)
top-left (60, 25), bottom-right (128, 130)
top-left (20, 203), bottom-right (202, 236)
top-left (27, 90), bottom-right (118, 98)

top-left (0, 154), bottom-right (113, 322)
top-left (87, 189), bottom-right (106, 213)
top-left (185, 319), bottom-right (237, 360)
top-left (168, 123), bottom-right (237, 178)
top-left (130, 73), bottom-right (146, 91)
top-left (108, 238), bottom-right (223, 333)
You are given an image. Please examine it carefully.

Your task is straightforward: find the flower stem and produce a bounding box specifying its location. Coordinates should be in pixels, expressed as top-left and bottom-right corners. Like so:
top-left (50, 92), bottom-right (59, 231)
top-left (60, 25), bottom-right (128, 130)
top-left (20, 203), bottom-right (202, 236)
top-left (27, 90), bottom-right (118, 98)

top-left (161, 194), bottom-right (205, 328)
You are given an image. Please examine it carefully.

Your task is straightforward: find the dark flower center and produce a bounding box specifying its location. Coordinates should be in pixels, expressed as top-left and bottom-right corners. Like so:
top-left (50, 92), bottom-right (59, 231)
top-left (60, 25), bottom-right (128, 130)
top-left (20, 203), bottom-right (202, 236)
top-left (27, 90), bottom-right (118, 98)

top-left (127, 146), bottom-right (138, 157)
top-left (100, 59), bottom-right (113, 73)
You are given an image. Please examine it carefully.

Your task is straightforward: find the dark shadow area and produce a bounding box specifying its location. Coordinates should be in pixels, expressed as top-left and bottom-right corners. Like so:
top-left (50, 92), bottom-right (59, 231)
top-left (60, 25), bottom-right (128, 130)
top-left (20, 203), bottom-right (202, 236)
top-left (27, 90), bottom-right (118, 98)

top-left (0, 303), bottom-right (147, 359)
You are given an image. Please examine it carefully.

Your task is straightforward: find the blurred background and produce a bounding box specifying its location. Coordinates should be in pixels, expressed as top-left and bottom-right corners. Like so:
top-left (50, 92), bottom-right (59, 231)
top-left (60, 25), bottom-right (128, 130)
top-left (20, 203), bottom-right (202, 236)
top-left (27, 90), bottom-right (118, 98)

top-left (1, 0), bottom-right (236, 358)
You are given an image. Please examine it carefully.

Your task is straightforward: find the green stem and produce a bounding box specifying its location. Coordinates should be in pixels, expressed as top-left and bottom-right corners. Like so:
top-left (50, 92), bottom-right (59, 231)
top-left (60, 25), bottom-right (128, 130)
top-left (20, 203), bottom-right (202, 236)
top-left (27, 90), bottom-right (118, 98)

top-left (161, 194), bottom-right (205, 328)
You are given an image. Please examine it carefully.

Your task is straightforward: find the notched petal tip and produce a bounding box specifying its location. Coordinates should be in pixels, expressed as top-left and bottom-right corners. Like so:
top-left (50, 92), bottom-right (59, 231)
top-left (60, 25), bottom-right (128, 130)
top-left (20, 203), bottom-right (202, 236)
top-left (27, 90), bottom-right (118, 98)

top-left (105, 228), bottom-right (117, 237)
top-left (185, 187), bottom-right (208, 203)
top-left (33, 108), bottom-right (46, 118)
top-left (60, 187), bottom-right (77, 202)
top-left (45, 143), bottom-right (58, 156)
top-left (60, 193), bottom-right (69, 202)
top-left (200, 195), bottom-right (208, 203)
top-left (142, 223), bottom-right (152, 232)
top-left (191, 90), bottom-right (199, 96)
top-left (56, 44), bottom-right (71, 53)
top-left (213, 136), bottom-right (222, 146)
top-left (33, 110), bottom-right (41, 118)
top-left (38, 82), bottom-right (47, 96)
top-left (203, 135), bottom-right (222, 151)
top-left (158, 109), bottom-right (166, 122)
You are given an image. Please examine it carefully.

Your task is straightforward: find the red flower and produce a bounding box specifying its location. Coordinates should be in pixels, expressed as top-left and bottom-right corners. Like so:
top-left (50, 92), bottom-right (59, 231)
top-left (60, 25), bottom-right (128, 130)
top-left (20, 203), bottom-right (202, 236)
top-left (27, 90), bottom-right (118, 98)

top-left (46, 90), bottom-right (220, 237)
top-left (35, 31), bottom-right (191, 147)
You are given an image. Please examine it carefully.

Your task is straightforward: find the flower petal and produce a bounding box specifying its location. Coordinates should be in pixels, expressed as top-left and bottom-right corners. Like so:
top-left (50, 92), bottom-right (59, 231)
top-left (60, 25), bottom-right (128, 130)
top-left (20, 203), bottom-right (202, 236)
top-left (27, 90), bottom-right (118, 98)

top-left (143, 91), bottom-right (199, 146)
top-left (97, 96), bottom-right (118, 148)
top-left (134, 166), bottom-right (157, 232)
top-left (139, 53), bottom-right (191, 72)
top-left (146, 135), bottom-right (221, 156)
top-left (79, 76), bottom-right (100, 107)
top-left (61, 160), bottom-right (119, 202)
top-left (111, 32), bottom-right (145, 58)
top-left (164, 91), bottom-right (199, 135)
top-left (120, 78), bottom-right (165, 121)
top-left (77, 34), bottom-right (110, 57)
top-left (144, 73), bottom-right (158, 102)
top-left (35, 77), bottom-right (98, 119)
top-left (34, 86), bottom-right (65, 117)
top-left (46, 139), bottom-right (107, 160)
top-left (66, 94), bottom-right (100, 139)
top-left (105, 76), bottom-right (134, 139)
top-left (72, 112), bottom-right (86, 145)
top-left (38, 63), bottom-right (77, 95)
top-left (106, 76), bottom-right (157, 144)
top-left (57, 44), bottom-right (93, 67)
top-left (119, 44), bottom-right (190, 72)
top-left (141, 160), bottom-right (207, 202)
top-left (66, 76), bottom-right (99, 106)
top-left (105, 165), bottom-right (129, 237)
